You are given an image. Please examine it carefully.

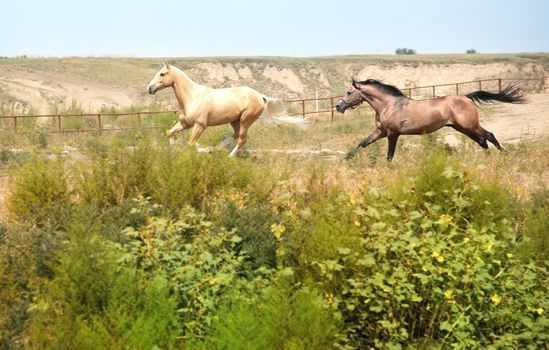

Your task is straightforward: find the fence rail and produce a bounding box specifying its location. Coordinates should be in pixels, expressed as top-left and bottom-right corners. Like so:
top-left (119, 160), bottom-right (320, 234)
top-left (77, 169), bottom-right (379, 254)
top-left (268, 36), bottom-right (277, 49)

top-left (1, 76), bottom-right (546, 134)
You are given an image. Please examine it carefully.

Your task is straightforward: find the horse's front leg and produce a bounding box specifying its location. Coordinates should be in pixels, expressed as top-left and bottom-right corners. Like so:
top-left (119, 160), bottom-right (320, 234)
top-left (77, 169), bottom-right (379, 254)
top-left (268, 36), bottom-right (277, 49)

top-left (346, 128), bottom-right (386, 160)
top-left (166, 122), bottom-right (183, 145)
top-left (166, 115), bottom-right (190, 145)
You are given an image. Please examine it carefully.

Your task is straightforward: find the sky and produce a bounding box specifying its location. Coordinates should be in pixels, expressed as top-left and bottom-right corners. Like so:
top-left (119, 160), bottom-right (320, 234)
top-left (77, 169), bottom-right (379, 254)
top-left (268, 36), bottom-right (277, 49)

top-left (1, 0), bottom-right (548, 57)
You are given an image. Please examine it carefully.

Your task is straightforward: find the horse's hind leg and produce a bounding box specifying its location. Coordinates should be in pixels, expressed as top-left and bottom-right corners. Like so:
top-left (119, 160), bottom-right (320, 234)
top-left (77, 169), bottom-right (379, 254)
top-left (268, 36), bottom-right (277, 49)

top-left (482, 129), bottom-right (504, 151)
top-left (450, 125), bottom-right (488, 149)
top-left (472, 126), bottom-right (504, 151)
top-left (229, 126), bottom-right (248, 157)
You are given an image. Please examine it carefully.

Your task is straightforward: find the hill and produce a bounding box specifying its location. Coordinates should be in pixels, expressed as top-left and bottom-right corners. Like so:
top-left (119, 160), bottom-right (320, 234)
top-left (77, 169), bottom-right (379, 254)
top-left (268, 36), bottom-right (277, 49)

top-left (0, 54), bottom-right (548, 114)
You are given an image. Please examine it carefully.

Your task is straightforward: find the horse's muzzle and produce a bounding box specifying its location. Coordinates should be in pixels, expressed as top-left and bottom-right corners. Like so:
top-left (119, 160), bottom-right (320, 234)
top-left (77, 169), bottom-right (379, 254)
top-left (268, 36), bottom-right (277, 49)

top-left (335, 100), bottom-right (347, 114)
top-left (147, 85), bottom-right (156, 95)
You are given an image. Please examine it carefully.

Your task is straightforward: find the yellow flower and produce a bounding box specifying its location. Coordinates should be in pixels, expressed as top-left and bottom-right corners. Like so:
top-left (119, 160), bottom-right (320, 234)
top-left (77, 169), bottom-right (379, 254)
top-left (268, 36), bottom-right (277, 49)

top-left (432, 251), bottom-right (445, 263)
top-left (490, 294), bottom-right (501, 305)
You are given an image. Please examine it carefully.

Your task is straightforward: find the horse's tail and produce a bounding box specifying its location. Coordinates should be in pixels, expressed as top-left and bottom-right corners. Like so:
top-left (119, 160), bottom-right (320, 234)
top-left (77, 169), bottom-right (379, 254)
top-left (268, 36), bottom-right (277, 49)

top-left (261, 96), bottom-right (310, 125)
top-left (466, 84), bottom-right (527, 106)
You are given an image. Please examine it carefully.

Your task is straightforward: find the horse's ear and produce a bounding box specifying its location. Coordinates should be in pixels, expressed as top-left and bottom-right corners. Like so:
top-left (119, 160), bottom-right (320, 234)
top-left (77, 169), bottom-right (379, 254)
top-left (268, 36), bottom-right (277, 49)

top-left (351, 78), bottom-right (359, 89)
top-left (165, 62), bottom-right (171, 70)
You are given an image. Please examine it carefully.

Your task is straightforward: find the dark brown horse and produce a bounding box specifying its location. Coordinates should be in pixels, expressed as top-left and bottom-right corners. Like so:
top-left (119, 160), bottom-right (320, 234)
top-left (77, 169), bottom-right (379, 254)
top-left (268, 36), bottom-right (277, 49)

top-left (335, 79), bottom-right (525, 161)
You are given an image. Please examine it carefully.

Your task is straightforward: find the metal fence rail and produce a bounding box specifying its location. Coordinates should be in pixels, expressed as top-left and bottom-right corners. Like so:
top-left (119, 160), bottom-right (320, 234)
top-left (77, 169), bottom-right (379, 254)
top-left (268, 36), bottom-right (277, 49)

top-left (1, 76), bottom-right (546, 134)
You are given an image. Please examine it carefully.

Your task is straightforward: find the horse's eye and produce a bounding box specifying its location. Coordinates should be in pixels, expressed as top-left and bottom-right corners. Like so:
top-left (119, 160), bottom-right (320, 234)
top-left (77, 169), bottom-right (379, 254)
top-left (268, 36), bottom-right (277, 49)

top-left (347, 92), bottom-right (351, 96)
top-left (160, 72), bottom-right (166, 77)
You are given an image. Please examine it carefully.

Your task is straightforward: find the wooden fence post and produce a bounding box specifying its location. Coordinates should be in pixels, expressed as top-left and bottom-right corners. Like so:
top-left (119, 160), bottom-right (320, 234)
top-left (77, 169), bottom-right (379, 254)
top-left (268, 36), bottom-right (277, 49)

top-left (432, 85), bottom-right (436, 98)
top-left (498, 79), bottom-right (502, 92)
top-left (330, 97), bottom-right (334, 122)
top-left (301, 100), bottom-right (305, 117)
top-left (97, 114), bottom-right (102, 132)
top-left (13, 116), bottom-right (17, 133)
top-left (57, 115), bottom-right (62, 132)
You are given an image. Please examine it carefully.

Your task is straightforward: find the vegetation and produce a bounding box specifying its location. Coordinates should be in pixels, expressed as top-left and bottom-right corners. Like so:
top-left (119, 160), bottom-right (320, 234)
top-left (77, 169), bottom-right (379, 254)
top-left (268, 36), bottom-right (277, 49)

top-left (0, 112), bottom-right (548, 349)
top-left (466, 49), bottom-right (477, 54)
top-left (395, 48), bottom-right (417, 55)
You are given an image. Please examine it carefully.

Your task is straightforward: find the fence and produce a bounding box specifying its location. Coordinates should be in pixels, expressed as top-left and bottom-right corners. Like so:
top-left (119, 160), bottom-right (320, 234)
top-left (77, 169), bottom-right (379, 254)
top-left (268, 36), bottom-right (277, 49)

top-left (1, 76), bottom-right (546, 134)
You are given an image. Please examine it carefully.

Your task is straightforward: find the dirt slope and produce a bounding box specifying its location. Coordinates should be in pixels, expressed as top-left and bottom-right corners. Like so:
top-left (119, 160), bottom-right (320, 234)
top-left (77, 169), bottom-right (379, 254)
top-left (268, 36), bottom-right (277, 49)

top-left (1, 55), bottom-right (547, 114)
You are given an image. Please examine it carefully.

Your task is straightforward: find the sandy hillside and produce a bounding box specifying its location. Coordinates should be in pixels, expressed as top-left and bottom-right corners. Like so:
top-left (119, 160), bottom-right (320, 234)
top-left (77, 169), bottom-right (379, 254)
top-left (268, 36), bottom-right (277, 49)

top-left (0, 55), bottom-right (547, 114)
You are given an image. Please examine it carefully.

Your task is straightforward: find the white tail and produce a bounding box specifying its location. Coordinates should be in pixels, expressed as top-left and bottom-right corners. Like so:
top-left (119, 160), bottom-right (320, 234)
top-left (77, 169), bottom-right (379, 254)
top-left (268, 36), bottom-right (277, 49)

top-left (262, 96), bottom-right (310, 125)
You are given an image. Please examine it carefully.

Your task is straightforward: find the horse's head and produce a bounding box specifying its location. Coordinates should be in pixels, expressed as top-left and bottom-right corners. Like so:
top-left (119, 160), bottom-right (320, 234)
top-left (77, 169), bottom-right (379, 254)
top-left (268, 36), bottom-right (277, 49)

top-left (335, 79), bottom-right (366, 114)
top-left (147, 62), bottom-right (174, 95)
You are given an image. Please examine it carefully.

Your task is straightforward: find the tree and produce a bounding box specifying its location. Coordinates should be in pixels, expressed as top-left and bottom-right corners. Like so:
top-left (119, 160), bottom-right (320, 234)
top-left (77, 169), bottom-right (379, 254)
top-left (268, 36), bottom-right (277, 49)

top-left (395, 48), bottom-right (417, 55)
top-left (466, 49), bottom-right (477, 54)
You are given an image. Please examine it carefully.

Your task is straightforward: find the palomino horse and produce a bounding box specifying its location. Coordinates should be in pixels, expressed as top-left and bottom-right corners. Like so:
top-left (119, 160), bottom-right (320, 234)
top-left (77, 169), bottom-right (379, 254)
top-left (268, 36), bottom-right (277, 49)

top-left (335, 79), bottom-right (525, 161)
top-left (147, 63), bottom-right (305, 156)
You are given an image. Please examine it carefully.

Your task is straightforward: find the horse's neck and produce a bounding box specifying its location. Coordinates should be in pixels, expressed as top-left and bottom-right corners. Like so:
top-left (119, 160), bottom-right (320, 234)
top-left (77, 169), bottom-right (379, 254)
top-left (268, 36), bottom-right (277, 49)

top-left (363, 90), bottom-right (394, 113)
top-left (172, 68), bottom-right (198, 108)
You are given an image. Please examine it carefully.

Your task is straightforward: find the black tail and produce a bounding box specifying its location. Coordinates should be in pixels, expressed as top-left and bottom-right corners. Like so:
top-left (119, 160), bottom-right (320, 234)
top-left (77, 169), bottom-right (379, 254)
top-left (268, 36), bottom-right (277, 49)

top-left (466, 84), bottom-right (527, 106)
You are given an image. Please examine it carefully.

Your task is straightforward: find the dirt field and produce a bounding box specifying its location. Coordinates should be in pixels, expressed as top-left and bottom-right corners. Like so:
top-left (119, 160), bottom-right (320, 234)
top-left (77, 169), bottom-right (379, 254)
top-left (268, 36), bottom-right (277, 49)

top-left (484, 93), bottom-right (549, 142)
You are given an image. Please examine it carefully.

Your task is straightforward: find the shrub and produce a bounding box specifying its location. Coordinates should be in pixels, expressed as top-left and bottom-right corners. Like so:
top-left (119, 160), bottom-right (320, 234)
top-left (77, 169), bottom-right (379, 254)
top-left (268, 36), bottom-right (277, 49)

top-left (200, 278), bottom-right (342, 350)
top-left (76, 140), bottom-right (154, 207)
top-left (121, 201), bottom-right (251, 338)
top-left (7, 155), bottom-right (72, 229)
top-left (29, 229), bottom-right (179, 350)
top-left (145, 146), bottom-right (272, 212)
top-left (310, 162), bottom-right (548, 348)
top-left (517, 187), bottom-right (549, 264)
top-left (216, 201), bottom-right (278, 269)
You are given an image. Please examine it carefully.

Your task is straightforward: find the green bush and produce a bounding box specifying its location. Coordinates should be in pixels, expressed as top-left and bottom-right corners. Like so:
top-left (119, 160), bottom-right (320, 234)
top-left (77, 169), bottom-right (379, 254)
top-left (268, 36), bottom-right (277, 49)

top-left (121, 200), bottom-right (251, 338)
top-left (77, 140), bottom-right (154, 207)
top-left (200, 278), bottom-right (342, 350)
top-left (216, 201), bottom-right (278, 269)
top-left (518, 187), bottom-right (549, 264)
top-left (310, 163), bottom-right (548, 348)
top-left (390, 151), bottom-right (517, 237)
top-left (7, 155), bottom-right (72, 229)
top-left (145, 146), bottom-right (271, 212)
top-left (29, 229), bottom-right (178, 350)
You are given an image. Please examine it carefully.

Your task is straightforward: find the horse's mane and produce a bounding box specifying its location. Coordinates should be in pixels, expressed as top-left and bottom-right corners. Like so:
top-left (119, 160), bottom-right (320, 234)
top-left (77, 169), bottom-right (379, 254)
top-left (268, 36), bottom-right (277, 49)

top-left (358, 79), bottom-right (405, 97)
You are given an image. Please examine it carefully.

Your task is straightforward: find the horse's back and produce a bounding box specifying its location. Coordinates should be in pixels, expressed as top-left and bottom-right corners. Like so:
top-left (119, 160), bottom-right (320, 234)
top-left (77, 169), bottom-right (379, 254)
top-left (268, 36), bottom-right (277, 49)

top-left (204, 86), bottom-right (265, 125)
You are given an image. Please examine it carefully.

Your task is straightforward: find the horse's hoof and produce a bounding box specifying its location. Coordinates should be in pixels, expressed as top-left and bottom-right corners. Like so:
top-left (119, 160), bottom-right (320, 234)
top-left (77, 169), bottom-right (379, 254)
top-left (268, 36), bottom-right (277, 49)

top-left (165, 130), bottom-right (171, 138)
